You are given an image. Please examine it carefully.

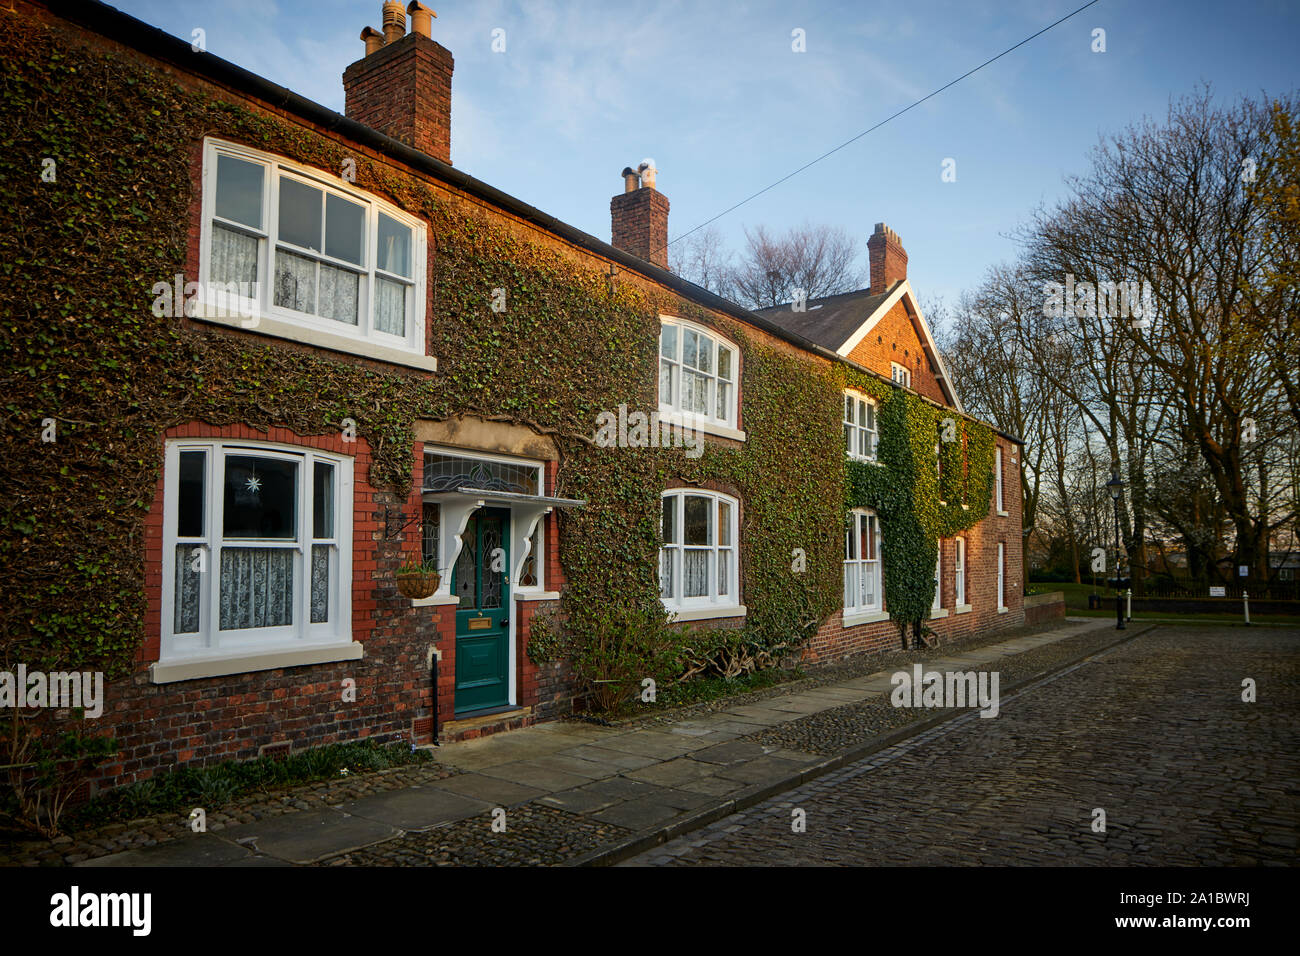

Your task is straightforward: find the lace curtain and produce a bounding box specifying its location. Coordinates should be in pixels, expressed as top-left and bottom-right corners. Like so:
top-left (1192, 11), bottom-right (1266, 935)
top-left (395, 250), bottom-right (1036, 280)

top-left (219, 548), bottom-right (294, 629)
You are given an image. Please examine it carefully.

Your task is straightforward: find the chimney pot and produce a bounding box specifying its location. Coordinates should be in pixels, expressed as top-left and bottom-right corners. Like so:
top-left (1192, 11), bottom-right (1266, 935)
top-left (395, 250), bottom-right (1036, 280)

top-left (360, 26), bottom-right (385, 55)
top-left (407, 2), bottom-right (436, 39)
top-left (638, 160), bottom-right (657, 190)
top-left (621, 167), bottom-right (639, 193)
top-left (382, 0), bottom-right (406, 43)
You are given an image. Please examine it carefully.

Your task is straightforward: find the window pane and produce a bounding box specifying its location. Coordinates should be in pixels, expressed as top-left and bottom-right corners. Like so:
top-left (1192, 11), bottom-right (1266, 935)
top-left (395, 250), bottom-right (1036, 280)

top-left (844, 423), bottom-right (854, 454)
top-left (659, 359), bottom-right (672, 404)
top-left (683, 329), bottom-right (698, 369)
top-left (278, 178), bottom-right (322, 251)
top-left (717, 499), bottom-right (731, 546)
top-left (223, 455), bottom-right (298, 539)
top-left (215, 154), bottom-right (264, 229)
top-left (480, 520), bottom-right (503, 609)
top-left (696, 336), bottom-right (713, 372)
top-left (718, 347), bottom-right (732, 381)
top-left (422, 503), bottom-right (440, 566)
top-left (858, 516), bottom-right (869, 562)
top-left (684, 495), bottom-right (710, 546)
top-left (377, 213), bottom-right (412, 277)
top-left (210, 224), bottom-right (259, 286)
top-left (219, 547), bottom-right (294, 629)
top-left (177, 451), bottom-right (206, 538)
top-left (844, 394), bottom-right (854, 422)
top-left (311, 544), bottom-right (330, 623)
top-left (313, 462), bottom-right (334, 538)
top-left (662, 496), bottom-right (676, 544)
top-left (318, 262), bottom-right (359, 324)
top-left (680, 370), bottom-right (695, 414)
top-left (324, 193), bottom-right (365, 265)
top-left (684, 549), bottom-right (708, 597)
top-left (660, 324), bottom-right (677, 359)
top-left (174, 544), bottom-right (201, 633)
top-left (274, 249), bottom-right (316, 314)
top-left (864, 401), bottom-right (874, 429)
top-left (520, 523), bottom-right (540, 588)
top-left (696, 374), bottom-right (711, 415)
top-left (716, 380), bottom-right (730, 420)
top-left (375, 276), bottom-right (406, 336)
top-left (718, 549), bottom-right (730, 596)
top-left (659, 547), bottom-right (674, 599)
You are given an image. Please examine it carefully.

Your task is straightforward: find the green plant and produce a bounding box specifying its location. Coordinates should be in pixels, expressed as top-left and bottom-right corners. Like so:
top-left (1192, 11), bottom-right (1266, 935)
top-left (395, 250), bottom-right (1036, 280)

top-left (1, 710), bottom-right (117, 837)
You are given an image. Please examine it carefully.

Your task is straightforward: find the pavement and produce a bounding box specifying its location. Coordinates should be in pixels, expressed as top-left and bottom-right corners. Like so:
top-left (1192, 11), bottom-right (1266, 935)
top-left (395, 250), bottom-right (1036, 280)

top-left (77, 617), bottom-right (1148, 867)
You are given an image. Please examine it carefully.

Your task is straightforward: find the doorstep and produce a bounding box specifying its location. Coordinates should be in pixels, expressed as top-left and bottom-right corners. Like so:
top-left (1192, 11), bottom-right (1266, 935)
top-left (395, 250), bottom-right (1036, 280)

top-left (441, 705), bottom-right (534, 742)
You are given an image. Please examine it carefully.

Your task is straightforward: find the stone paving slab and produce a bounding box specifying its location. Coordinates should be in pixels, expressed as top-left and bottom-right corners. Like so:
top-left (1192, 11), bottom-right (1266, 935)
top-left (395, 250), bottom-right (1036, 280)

top-left (626, 756), bottom-right (721, 788)
top-left (340, 786), bottom-right (492, 831)
top-left (689, 741), bottom-right (771, 765)
top-left (591, 796), bottom-right (684, 830)
top-left (213, 810), bottom-right (398, 864)
top-left (477, 760), bottom-right (593, 792)
top-left (597, 732), bottom-right (708, 759)
top-left (526, 752), bottom-right (623, 780)
top-left (553, 744), bottom-right (661, 771)
top-left (426, 772), bottom-right (546, 806)
top-left (77, 833), bottom-right (253, 867)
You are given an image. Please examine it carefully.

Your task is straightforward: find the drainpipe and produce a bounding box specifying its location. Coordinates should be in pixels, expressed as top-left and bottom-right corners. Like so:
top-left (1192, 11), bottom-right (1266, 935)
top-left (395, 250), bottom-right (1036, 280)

top-left (429, 647), bottom-right (441, 746)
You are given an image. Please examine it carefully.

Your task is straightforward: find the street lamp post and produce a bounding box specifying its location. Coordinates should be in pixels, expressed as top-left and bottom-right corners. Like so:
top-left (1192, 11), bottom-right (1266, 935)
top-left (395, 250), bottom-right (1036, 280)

top-left (1106, 473), bottom-right (1126, 631)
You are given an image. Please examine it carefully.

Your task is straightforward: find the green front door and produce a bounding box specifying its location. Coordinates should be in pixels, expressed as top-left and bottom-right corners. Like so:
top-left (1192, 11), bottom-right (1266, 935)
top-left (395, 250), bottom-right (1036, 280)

top-left (453, 508), bottom-right (510, 714)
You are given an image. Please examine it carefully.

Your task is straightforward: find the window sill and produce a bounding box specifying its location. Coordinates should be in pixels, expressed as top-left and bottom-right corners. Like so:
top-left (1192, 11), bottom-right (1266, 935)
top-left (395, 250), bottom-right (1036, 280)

top-left (842, 609), bottom-right (890, 627)
top-left (954, 604), bottom-right (973, 615)
top-left (411, 593), bottom-right (462, 607)
top-left (929, 608), bottom-right (949, 619)
top-left (848, 456), bottom-right (884, 467)
top-left (150, 641), bottom-right (364, 684)
top-left (998, 606), bottom-right (1009, 614)
top-left (997, 510), bottom-right (1010, 517)
top-left (193, 309), bottom-right (437, 373)
top-left (665, 604), bottom-right (747, 622)
top-left (515, 590), bottom-right (561, 602)
top-left (657, 410), bottom-right (747, 443)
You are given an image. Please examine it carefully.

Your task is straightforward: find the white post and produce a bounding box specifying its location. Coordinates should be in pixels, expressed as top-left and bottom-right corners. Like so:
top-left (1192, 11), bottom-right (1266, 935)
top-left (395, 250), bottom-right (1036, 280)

top-left (1243, 589), bottom-right (1250, 626)
top-left (1125, 589), bottom-right (1132, 621)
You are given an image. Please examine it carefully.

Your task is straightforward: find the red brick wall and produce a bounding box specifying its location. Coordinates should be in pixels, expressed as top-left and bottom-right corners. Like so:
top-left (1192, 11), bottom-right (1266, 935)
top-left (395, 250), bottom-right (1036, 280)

top-left (845, 299), bottom-right (945, 404)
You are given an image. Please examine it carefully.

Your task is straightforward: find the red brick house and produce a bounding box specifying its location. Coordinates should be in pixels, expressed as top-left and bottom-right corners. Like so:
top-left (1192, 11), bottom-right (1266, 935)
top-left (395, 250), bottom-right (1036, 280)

top-left (3, 0), bottom-right (1024, 791)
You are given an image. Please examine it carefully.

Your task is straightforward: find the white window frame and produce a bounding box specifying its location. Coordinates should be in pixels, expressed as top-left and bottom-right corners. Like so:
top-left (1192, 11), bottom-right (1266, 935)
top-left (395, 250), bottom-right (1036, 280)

top-left (933, 545), bottom-right (943, 611)
top-left (843, 508), bottom-right (884, 617)
top-left (998, 542), bottom-right (1007, 611)
top-left (659, 489), bottom-right (741, 617)
top-left (658, 317), bottom-right (743, 439)
top-left (843, 390), bottom-right (879, 462)
top-left (995, 446), bottom-right (1006, 514)
top-left (159, 438), bottom-right (354, 664)
top-left (954, 536), bottom-right (968, 610)
top-left (197, 138), bottom-right (433, 371)
top-left (891, 362), bottom-right (912, 388)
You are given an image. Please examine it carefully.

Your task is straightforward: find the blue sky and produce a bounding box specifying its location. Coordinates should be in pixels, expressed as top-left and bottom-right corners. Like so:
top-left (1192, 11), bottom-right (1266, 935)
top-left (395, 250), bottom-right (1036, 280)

top-left (115, 0), bottom-right (1298, 312)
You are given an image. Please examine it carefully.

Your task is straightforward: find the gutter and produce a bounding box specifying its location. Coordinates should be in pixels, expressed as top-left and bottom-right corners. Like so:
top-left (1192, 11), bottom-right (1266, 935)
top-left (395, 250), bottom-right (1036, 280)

top-left (45, 0), bottom-right (1024, 447)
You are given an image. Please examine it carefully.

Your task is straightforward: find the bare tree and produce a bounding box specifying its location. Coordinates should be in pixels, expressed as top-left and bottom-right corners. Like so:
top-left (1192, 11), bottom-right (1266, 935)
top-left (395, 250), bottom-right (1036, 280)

top-left (728, 222), bottom-right (864, 309)
top-left (668, 224), bottom-right (735, 299)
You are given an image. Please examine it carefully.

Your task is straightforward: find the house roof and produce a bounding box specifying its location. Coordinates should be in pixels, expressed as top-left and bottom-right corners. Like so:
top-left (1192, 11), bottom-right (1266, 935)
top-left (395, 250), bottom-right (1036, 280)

top-left (755, 286), bottom-right (895, 352)
top-left (48, 0), bottom-right (1018, 445)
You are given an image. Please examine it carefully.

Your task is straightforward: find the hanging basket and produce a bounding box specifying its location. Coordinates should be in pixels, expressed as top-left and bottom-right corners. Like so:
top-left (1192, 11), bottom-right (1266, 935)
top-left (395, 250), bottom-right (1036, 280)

top-left (396, 570), bottom-right (441, 600)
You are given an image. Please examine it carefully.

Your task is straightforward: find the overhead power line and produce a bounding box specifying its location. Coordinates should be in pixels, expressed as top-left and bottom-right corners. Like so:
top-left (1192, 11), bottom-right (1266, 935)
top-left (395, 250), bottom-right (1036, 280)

top-left (665, 0), bottom-right (1103, 252)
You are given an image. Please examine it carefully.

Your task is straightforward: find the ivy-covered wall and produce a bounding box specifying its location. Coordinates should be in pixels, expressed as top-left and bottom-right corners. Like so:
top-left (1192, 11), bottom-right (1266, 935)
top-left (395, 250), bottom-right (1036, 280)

top-left (0, 9), bottom-right (1006, 727)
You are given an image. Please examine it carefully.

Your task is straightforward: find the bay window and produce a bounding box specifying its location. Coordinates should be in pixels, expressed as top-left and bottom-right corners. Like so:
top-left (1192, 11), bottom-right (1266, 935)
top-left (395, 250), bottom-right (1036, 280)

top-left (199, 139), bottom-right (429, 365)
top-left (660, 489), bottom-right (739, 613)
top-left (162, 440), bottom-right (353, 661)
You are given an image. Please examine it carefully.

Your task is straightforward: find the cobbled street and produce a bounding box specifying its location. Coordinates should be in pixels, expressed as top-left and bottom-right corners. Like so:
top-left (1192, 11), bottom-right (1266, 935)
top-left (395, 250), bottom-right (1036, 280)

top-left (629, 626), bottom-right (1299, 866)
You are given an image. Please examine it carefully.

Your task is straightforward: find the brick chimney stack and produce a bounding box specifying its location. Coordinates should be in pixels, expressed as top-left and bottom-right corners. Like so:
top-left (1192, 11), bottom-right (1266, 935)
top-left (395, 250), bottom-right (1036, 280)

top-left (343, 2), bottom-right (454, 165)
top-left (867, 222), bottom-right (907, 295)
top-left (611, 161), bottom-right (669, 269)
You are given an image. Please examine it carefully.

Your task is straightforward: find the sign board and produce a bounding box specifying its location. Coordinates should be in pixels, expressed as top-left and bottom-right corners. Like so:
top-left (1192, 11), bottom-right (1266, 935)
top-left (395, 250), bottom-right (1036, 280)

top-left (1239, 565), bottom-right (1249, 577)
top-left (1209, 586), bottom-right (1226, 597)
